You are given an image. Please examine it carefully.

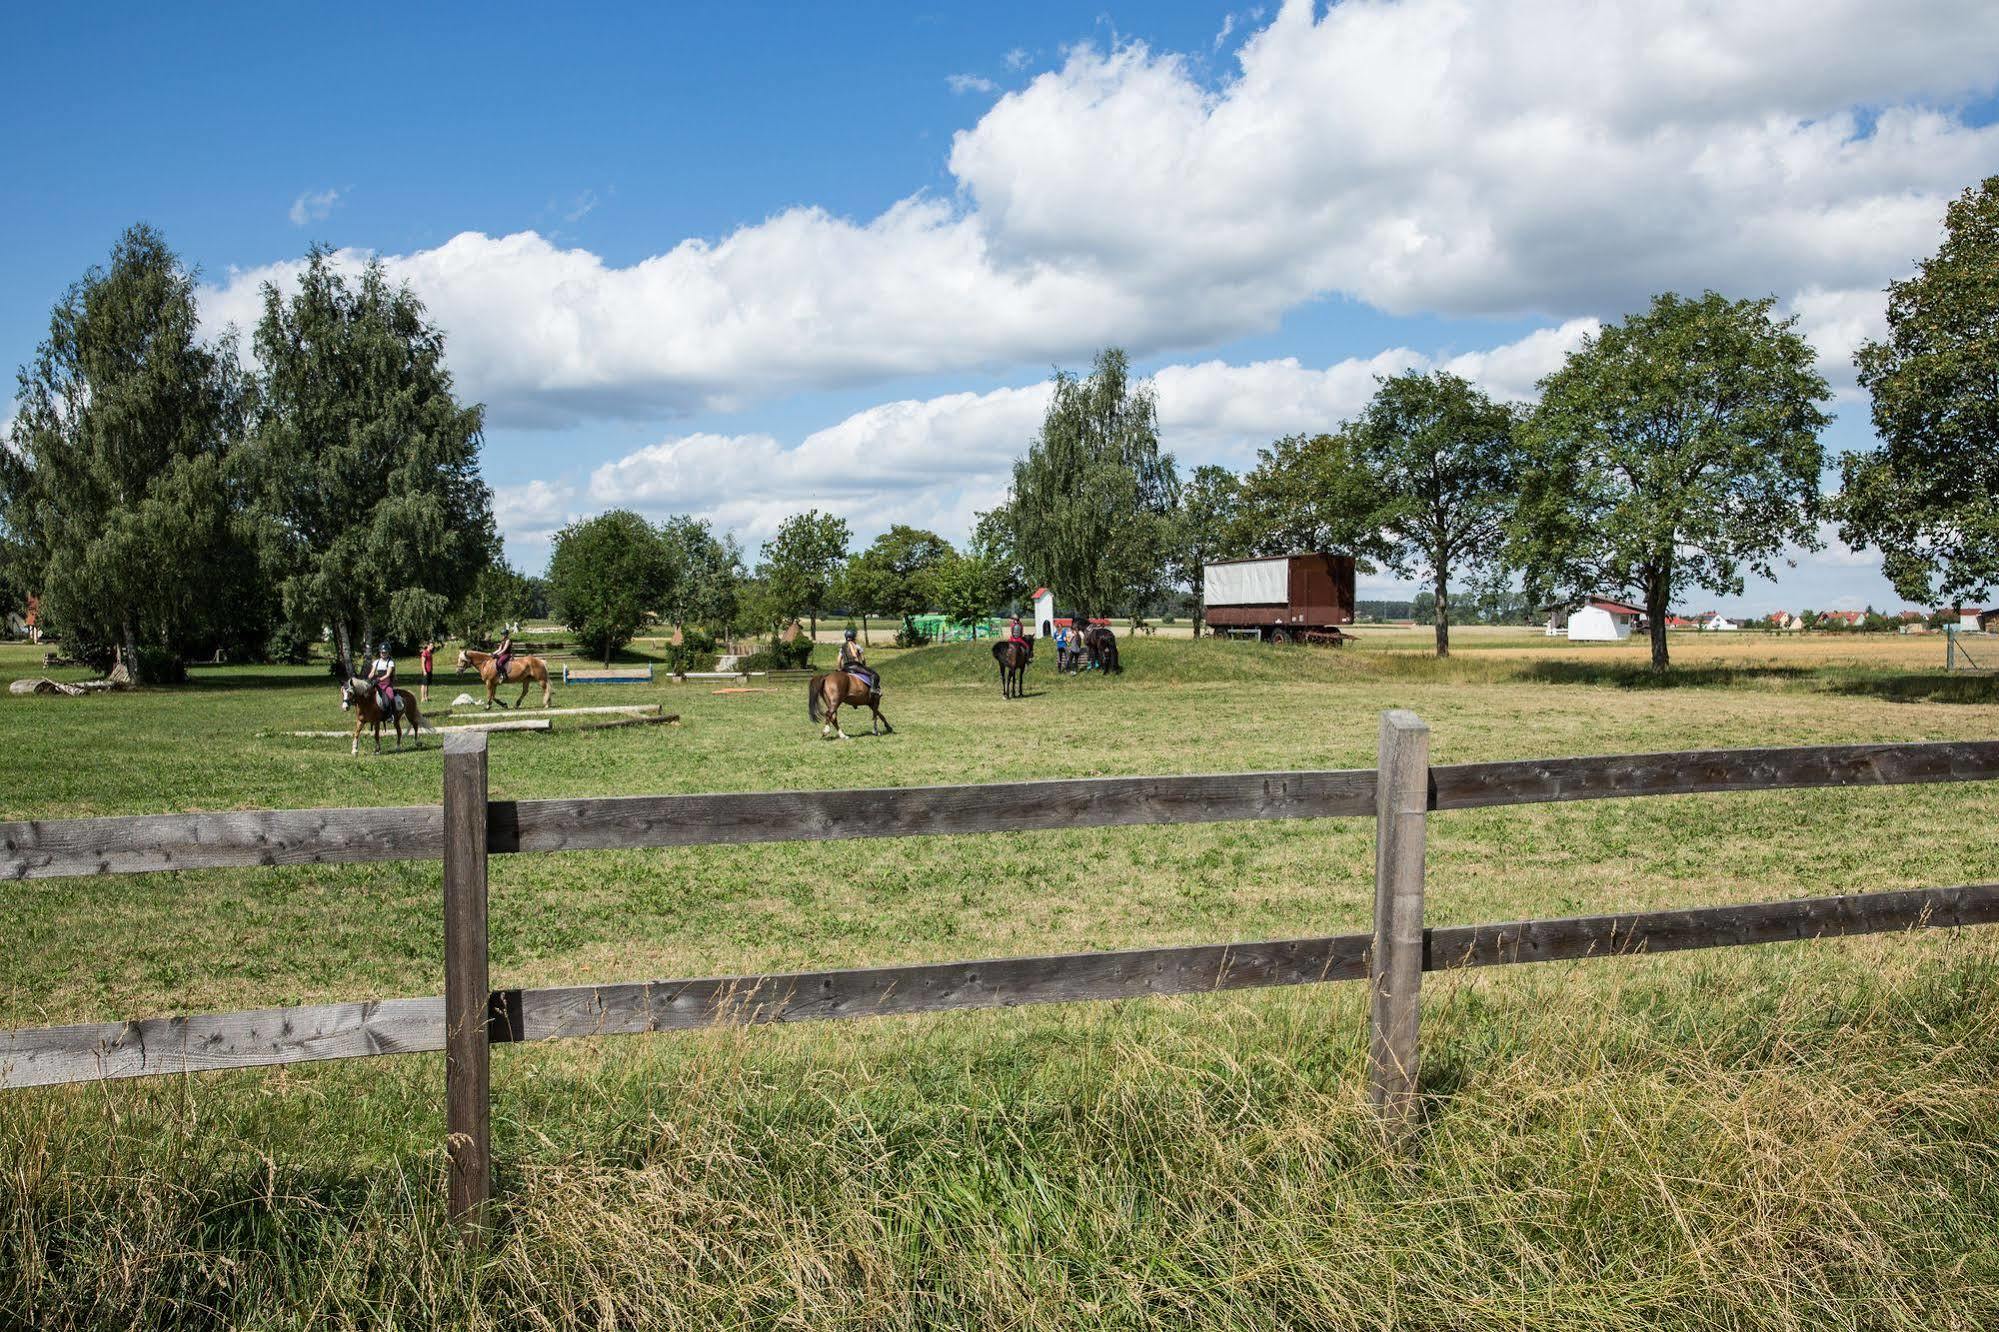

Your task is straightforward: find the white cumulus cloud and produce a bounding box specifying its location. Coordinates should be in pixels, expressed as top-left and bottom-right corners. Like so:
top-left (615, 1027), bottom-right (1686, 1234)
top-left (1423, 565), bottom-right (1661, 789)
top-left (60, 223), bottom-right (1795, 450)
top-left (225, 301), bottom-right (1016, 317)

top-left (199, 1), bottom-right (1998, 430)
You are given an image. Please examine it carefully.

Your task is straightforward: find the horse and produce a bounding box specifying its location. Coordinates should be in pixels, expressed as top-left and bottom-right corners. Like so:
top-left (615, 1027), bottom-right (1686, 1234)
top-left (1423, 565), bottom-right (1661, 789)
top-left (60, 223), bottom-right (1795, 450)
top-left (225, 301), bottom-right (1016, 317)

top-left (992, 638), bottom-right (1030, 699)
top-left (457, 647), bottom-right (552, 709)
top-left (808, 669), bottom-right (893, 740)
top-left (339, 673), bottom-right (436, 756)
top-left (1083, 624), bottom-right (1122, 674)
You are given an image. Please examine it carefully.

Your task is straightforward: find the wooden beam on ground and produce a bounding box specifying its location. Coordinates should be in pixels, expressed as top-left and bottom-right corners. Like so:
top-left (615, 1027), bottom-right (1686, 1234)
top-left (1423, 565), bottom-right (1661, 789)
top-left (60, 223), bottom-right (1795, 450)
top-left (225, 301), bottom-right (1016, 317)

top-left (282, 719), bottom-right (549, 739)
top-left (455, 704), bottom-right (659, 719)
top-left (573, 714), bottom-right (680, 731)
top-left (7, 882), bottom-right (1996, 1089)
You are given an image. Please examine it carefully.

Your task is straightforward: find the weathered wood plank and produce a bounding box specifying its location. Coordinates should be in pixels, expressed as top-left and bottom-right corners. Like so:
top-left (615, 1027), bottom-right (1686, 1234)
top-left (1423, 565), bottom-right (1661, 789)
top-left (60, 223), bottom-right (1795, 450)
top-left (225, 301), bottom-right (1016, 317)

top-left (1429, 881), bottom-right (1999, 968)
top-left (1431, 740), bottom-right (1999, 811)
top-left (507, 934), bottom-right (1375, 1041)
top-left (574, 714), bottom-right (681, 731)
top-left (0, 805), bottom-right (443, 881)
top-left (1368, 710), bottom-right (1428, 1128)
top-left (454, 704), bottom-right (659, 719)
top-left (285, 719), bottom-right (550, 739)
top-left (442, 732), bottom-right (492, 1227)
top-left (0, 997), bottom-right (444, 1087)
top-left (490, 768), bottom-right (1380, 854)
top-left (8, 740), bottom-right (1999, 884)
top-left (7, 883), bottom-right (1996, 1089)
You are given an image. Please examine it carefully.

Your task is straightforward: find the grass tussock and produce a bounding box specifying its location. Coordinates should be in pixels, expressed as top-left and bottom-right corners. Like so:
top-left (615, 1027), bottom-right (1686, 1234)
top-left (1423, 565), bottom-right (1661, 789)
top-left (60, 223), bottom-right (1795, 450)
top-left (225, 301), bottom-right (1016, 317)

top-left (7, 938), bottom-right (1999, 1330)
top-left (5, 634), bottom-right (1999, 1327)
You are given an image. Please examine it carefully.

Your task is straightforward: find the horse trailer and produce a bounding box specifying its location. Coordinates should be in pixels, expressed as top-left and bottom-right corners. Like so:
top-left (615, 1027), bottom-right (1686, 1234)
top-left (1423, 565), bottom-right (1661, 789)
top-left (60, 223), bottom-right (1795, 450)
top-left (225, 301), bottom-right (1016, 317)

top-left (1203, 553), bottom-right (1356, 644)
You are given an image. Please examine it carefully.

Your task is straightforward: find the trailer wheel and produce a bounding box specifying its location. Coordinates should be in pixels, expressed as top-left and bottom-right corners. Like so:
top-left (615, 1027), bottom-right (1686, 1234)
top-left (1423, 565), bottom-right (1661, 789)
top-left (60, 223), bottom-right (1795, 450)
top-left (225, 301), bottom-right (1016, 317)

top-left (1269, 628), bottom-right (1292, 645)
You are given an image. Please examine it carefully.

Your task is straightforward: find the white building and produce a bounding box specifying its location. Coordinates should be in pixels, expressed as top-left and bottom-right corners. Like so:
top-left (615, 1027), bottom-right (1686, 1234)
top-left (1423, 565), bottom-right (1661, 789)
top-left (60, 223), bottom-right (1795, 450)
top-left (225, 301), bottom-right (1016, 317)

top-left (1701, 613), bottom-right (1738, 631)
top-left (1549, 596), bottom-right (1643, 641)
top-left (1031, 587), bottom-right (1057, 638)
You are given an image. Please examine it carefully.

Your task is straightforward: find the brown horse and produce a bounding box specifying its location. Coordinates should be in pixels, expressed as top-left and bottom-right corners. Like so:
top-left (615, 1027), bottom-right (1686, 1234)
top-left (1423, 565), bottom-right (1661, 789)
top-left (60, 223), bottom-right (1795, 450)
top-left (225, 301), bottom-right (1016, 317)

top-left (807, 669), bottom-right (892, 739)
top-left (457, 647), bottom-right (552, 709)
top-left (339, 674), bottom-right (436, 756)
top-left (992, 639), bottom-right (1030, 699)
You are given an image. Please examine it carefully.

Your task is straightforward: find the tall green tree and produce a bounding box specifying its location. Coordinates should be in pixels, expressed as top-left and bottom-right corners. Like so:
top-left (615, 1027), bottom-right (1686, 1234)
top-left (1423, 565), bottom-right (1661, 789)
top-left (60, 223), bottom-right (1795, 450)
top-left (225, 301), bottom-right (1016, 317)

top-left (450, 562), bottom-right (536, 644)
top-left (1010, 348), bottom-right (1179, 618)
top-left (1170, 464), bottom-right (1242, 635)
top-left (1228, 428), bottom-right (1388, 560)
top-left (1358, 371), bottom-right (1525, 657)
top-left (928, 551), bottom-right (998, 628)
top-left (969, 505), bottom-right (1027, 609)
top-left (1, 225), bottom-right (249, 679)
top-left (1511, 291), bottom-right (1832, 670)
top-left (1836, 176), bottom-right (1999, 606)
top-left (757, 509), bottom-right (849, 640)
top-left (546, 509), bottom-right (676, 665)
top-left (840, 525), bottom-right (952, 640)
top-left (658, 515), bottom-right (743, 631)
top-left (244, 248), bottom-right (494, 665)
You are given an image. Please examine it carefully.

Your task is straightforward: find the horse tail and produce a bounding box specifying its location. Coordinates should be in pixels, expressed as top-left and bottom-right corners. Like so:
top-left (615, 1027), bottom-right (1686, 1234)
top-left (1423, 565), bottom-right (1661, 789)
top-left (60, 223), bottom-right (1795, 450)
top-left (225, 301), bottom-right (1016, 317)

top-left (808, 675), bottom-right (825, 723)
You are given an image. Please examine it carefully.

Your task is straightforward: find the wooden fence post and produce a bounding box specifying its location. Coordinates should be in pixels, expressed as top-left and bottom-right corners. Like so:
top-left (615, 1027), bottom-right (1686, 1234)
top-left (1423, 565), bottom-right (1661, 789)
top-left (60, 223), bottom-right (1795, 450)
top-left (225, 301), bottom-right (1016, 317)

top-left (443, 731), bottom-right (492, 1229)
top-left (1369, 709), bottom-right (1430, 1131)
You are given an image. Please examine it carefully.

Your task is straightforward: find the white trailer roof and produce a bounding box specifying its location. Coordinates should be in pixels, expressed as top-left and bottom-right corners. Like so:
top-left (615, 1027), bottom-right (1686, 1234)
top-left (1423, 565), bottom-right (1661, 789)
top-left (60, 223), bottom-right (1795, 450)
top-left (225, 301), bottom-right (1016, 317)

top-left (1205, 556), bottom-right (1289, 606)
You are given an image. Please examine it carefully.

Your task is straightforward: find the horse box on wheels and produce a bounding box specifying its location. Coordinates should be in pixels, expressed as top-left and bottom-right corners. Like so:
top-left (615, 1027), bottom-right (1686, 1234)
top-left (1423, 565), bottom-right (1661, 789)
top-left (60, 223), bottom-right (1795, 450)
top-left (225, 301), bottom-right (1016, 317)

top-left (1203, 553), bottom-right (1356, 644)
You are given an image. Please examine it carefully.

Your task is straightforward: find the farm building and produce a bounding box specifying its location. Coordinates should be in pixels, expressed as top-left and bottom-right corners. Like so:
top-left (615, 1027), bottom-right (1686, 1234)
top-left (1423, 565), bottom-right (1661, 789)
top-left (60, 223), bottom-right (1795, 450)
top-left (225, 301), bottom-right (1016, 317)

top-left (1700, 612), bottom-right (1739, 631)
top-left (1544, 596), bottom-right (1644, 641)
top-left (1202, 553), bottom-right (1355, 643)
top-left (1031, 587), bottom-right (1056, 637)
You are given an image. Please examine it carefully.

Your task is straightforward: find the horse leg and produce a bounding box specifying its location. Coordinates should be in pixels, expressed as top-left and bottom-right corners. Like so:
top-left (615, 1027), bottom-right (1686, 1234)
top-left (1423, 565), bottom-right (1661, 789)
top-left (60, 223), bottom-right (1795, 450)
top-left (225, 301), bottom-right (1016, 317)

top-left (514, 673), bottom-right (529, 708)
top-left (541, 671), bottom-right (551, 708)
top-left (352, 715), bottom-right (363, 757)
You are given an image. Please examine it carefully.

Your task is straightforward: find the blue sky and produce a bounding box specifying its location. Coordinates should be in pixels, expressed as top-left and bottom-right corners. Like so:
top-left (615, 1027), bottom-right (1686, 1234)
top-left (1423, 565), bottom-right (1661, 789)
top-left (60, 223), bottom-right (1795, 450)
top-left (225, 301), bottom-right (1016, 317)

top-left (7, 1), bottom-right (1999, 614)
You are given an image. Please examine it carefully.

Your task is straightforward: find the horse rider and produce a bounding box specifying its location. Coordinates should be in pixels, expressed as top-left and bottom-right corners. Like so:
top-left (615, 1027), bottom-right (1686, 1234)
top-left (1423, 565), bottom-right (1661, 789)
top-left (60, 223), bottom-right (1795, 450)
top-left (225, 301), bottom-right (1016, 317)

top-left (838, 627), bottom-right (878, 694)
top-left (491, 628), bottom-right (515, 681)
top-left (1008, 612), bottom-right (1032, 660)
top-left (367, 642), bottom-right (400, 714)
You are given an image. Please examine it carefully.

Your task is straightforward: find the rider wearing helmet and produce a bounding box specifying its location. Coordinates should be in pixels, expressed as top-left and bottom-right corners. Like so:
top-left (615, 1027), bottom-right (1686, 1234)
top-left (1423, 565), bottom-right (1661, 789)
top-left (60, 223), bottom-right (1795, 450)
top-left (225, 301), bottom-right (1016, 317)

top-left (838, 626), bottom-right (877, 694)
top-left (492, 628), bottom-right (515, 681)
top-left (367, 642), bottom-right (399, 714)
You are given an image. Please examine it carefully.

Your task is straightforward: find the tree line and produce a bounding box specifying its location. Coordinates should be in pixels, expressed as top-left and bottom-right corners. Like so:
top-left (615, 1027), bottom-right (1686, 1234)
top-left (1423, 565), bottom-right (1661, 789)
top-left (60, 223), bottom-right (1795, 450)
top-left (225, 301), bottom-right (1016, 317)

top-left (7, 176), bottom-right (1996, 677)
top-left (987, 174), bottom-right (1999, 671)
top-left (1, 229), bottom-right (497, 681)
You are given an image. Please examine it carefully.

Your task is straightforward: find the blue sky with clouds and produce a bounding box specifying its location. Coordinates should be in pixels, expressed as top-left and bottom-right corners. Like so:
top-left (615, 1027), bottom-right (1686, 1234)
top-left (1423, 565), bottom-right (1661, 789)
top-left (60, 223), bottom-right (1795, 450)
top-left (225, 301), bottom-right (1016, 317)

top-left (7, 1), bottom-right (1998, 614)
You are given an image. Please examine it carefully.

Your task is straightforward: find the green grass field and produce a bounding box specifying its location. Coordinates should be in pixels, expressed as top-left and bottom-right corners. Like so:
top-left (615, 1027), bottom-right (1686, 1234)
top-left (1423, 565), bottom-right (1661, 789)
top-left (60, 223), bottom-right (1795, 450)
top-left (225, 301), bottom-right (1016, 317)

top-left (5, 634), bottom-right (1999, 1329)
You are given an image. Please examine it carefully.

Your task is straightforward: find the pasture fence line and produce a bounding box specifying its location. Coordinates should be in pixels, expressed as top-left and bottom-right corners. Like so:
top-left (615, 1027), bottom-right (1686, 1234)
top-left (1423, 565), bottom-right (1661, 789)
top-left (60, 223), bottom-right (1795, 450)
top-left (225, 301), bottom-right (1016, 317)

top-left (4, 723), bottom-right (1999, 1224)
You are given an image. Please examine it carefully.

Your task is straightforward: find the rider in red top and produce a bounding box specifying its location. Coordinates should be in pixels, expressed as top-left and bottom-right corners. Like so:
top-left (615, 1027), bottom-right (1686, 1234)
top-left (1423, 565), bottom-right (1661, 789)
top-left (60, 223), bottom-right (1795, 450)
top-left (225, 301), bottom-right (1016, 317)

top-left (1008, 613), bottom-right (1032, 659)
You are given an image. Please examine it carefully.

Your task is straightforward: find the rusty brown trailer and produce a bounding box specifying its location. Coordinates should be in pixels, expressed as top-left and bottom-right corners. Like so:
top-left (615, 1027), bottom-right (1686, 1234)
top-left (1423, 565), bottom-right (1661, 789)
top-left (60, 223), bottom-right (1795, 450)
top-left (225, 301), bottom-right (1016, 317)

top-left (1203, 553), bottom-right (1356, 643)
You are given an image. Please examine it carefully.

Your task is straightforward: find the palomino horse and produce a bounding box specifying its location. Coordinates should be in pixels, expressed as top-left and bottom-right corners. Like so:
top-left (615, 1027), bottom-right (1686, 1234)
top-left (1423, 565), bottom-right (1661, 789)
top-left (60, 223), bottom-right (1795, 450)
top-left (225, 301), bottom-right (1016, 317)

top-left (339, 674), bottom-right (436, 756)
top-left (992, 638), bottom-right (1030, 699)
top-left (457, 647), bottom-right (552, 709)
top-left (808, 669), bottom-right (893, 740)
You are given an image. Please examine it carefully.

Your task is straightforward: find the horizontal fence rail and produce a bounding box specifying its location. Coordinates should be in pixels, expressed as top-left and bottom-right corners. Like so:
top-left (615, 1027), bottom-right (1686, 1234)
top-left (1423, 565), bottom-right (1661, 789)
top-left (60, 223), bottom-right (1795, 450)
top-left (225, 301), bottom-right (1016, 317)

top-left (7, 739), bottom-right (1999, 882)
top-left (8, 880), bottom-right (1996, 1090)
top-left (8, 725), bottom-right (1999, 1225)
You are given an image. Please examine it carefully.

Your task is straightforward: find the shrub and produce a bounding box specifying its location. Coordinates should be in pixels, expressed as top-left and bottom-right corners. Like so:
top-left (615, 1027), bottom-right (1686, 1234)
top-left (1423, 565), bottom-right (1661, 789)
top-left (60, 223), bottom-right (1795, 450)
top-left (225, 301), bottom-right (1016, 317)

top-left (740, 635), bottom-right (815, 671)
top-left (136, 647), bottom-right (187, 685)
top-left (665, 626), bottom-right (718, 675)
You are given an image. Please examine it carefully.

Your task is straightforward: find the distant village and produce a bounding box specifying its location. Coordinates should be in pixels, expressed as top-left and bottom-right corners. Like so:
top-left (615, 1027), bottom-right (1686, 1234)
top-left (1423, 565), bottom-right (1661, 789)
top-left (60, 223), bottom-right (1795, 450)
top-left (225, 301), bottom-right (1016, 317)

top-left (1536, 597), bottom-right (1996, 641)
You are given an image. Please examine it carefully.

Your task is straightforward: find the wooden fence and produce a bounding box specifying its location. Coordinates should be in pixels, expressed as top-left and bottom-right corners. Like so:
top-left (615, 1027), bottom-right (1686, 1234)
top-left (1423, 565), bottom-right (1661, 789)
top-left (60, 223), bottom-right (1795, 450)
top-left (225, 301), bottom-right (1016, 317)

top-left (6, 716), bottom-right (1999, 1227)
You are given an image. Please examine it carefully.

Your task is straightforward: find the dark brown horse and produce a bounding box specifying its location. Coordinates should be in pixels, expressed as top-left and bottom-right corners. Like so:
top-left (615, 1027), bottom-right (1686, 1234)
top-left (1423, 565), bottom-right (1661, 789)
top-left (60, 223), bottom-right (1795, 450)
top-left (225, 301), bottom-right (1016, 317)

top-left (339, 674), bottom-right (436, 755)
top-left (808, 669), bottom-right (893, 739)
top-left (1083, 624), bottom-right (1122, 674)
top-left (457, 647), bottom-right (552, 709)
top-left (992, 639), bottom-right (1030, 698)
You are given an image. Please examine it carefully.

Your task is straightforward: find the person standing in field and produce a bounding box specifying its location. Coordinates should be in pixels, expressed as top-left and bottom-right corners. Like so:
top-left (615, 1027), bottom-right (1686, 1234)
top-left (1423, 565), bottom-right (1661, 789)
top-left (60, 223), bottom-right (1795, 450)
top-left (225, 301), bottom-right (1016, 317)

top-left (419, 641), bottom-right (436, 702)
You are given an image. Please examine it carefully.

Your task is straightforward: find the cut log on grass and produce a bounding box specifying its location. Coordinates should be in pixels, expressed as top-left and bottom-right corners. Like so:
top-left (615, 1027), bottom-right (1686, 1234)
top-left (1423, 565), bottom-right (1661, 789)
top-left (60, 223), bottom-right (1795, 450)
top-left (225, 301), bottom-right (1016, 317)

top-left (286, 719), bottom-right (550, 738)
top-left (575, 714), bottom-right (680, 731)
